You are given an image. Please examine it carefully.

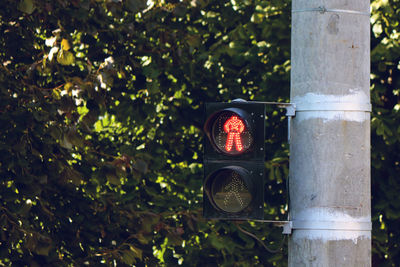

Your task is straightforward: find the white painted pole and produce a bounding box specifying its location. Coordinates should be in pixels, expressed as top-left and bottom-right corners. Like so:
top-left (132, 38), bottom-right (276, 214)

top-left (289, 0), bottom-right (371, 266)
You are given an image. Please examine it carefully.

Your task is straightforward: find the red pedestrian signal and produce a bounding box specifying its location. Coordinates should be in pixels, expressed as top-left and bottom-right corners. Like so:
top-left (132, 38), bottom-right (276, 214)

top-left (224, 115), bottom-right (245, 152)
top-left (208, 111), bottom-right (254, 155)
top-left (203, 101), bottom-right (265, 220)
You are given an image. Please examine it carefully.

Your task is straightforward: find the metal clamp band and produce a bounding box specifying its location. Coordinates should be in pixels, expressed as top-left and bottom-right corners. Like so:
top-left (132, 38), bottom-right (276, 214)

top-left (292, 220), bottom-right (372, 231)
top-left (292, 6), bottom-right (370, 16)
top-left (295, 102), bottom-right (372, 112)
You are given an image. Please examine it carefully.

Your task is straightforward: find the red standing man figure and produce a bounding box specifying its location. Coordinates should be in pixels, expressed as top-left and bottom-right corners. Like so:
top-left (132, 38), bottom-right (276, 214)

top-left (223, 115), bottom-right (245, 152)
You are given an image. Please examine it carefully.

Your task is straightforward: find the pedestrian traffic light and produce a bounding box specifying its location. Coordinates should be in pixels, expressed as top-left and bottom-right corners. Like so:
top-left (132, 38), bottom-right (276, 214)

top-left (203, 101), bottom-right (265, 220)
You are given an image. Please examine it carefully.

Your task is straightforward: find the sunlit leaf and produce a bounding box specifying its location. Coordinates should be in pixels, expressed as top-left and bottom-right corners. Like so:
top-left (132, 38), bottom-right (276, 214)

top-left (61, 38), bottom-right (71, 51)
top-left (57, 50), bottom-right (75, 65)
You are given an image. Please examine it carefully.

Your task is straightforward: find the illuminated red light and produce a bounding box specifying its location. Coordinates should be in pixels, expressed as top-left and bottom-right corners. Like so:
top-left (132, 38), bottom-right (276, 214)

top-left (223, 115), bottom-right (245, 152)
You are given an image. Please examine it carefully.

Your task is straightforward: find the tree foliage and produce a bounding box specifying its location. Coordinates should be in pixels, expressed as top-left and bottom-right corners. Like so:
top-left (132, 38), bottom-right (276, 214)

top-left (370, 0), bottom-right (400, 266)
top-left (0, 0), bottom-right (398, 266)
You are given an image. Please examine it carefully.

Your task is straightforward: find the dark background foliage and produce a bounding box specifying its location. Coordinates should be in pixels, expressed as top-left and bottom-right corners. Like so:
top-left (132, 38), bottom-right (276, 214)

top-left (0, 0), bottom-right (398, 266)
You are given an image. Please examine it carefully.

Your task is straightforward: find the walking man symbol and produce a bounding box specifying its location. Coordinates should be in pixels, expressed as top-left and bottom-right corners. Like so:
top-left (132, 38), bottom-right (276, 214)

top-left (223, 173), bottom-right (245, 208)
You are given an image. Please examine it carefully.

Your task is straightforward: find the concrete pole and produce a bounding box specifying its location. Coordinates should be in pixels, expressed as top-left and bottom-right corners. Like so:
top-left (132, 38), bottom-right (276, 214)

top-left (289, 0), bottom-right (371, 266)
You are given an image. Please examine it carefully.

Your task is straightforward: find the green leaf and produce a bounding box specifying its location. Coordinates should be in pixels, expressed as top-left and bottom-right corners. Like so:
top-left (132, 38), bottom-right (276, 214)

top-left (57, 50), bottom-right (75, 65)
top-left (251, 13), bottom-right (264, 24)
top-left (136, 233), bottom-right (152, 245)
top-left (125, 0), bottom-right (147, 13)
top-left (132, 159), bottom-right (148, 174)
top-left (208, 232), bottom-right (225, 250)
top-left (121, 250), bottom-right (136, 265)
top-left (34, 235), bottom-right (52, 256)
top-left (141, 213), bottom-right (160, 233)
top-left (18, 0), bottom-right (35, 14)
top-left (167, 233), bottom-right (183, 246)
top-left (106, 172), bottom-right (120, 185)
top-left (25, 233), bottom-right (37, 252)
top-left (129, 244), bottom-right (143, 260)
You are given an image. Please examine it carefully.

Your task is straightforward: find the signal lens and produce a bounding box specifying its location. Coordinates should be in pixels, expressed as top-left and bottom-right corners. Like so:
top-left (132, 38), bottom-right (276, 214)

top-left (210, 169), bottom-right (252, 213)
top-left (211, 111), bottom-right (253, 155)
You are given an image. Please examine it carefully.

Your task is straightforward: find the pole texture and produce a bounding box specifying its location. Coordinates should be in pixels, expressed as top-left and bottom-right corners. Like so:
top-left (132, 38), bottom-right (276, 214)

top-left (289, 0), bottom-right (371, 266)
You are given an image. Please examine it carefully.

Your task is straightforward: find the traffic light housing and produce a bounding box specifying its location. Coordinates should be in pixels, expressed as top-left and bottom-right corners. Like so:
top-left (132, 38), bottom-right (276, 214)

top-left (203, 102), bottom-right (265, 220)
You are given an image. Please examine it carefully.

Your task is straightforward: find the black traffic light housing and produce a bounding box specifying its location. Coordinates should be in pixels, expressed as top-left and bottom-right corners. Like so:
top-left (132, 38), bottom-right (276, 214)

top-left (203, 101), bottom-right (265, 220)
